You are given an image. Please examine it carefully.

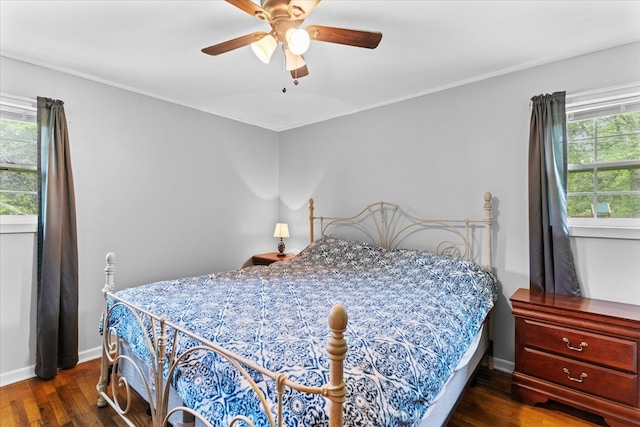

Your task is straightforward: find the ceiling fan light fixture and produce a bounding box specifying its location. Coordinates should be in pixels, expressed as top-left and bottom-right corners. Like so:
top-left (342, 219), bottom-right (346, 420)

top-left (251, 34), bottom-right (277, 63)
top-left (285, 28), bottom-right (310, 55)
top-left (284, 48), bottom-right (306, 71)
top-left (202, 1), bottom-right (383, 81)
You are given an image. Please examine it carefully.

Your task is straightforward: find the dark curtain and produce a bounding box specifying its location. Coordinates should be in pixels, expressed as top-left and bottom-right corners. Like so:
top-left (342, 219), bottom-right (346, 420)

top-left (528, 91), bottom-right (580, 296)
top-left (35, 97), bottom-right (79, 379)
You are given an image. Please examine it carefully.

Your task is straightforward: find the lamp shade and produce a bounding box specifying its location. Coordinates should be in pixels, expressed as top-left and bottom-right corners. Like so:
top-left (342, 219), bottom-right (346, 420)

top-left (284, 48), bottom-right (306, 71)
top-left (273, 223), bottom-right (290, 238)
top-left (285, 28), bottom-right (310, 55)
top-left (251, 34), bottom-right (277, 63)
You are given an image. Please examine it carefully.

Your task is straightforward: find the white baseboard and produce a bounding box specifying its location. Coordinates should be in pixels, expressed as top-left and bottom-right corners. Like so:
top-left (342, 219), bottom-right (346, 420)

top-left (0, 346), bottom-right (101, 387)
top-left (492, 357), bottom-right (515, 374)
top-left (79, 345), bottom-right (102, 363)
top-left (0, 366), bottom-right (33, 387)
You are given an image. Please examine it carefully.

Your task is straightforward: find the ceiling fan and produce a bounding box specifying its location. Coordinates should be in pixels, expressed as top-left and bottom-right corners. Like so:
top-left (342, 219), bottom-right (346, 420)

top-left (201, 0), bottom-right (382, 83)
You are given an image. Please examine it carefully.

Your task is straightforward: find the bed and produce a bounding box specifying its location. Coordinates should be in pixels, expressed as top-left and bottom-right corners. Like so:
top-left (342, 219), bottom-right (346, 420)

top-left (97, 192), bottom-right (497, 427)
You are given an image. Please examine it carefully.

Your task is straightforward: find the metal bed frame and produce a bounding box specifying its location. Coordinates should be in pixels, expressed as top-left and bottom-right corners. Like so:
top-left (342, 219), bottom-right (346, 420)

top-left (96, 192), bottom-right (494, 426)
top-left (309, 192), bottom-right (493, 270)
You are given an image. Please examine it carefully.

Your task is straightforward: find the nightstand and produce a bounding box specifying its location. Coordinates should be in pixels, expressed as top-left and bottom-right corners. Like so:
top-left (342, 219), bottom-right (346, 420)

top-left (249, 252), bottom-right (295, 266)
top-left (511, 288), bottom-right (640, 427)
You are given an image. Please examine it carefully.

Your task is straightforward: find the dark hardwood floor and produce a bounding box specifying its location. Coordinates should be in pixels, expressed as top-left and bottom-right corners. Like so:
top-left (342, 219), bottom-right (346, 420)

top-left (1, 358), bottom-right (609, 426)
top-left (447, 367), bottom-right (607, 427)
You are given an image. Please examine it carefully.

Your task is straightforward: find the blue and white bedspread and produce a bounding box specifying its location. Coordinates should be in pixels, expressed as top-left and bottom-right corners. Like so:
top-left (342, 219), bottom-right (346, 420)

top-left (106, 235), bottom-right (497, 426)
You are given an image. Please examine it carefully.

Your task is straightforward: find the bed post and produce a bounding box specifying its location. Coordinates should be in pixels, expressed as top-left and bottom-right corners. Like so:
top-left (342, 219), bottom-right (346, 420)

top-left (326, 304), bottom-right (348, 427)
top-left (482, 193), bottom-right (495, 370)
top-left (483, 192), bottom-right (493, 272)
top-left (97, 252), bottom-right (116, 407)
top-left (309, 198), bottom-right (315, 244)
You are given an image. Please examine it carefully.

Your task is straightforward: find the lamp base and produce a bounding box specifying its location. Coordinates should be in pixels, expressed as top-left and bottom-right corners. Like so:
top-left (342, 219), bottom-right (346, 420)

top-left (277, 239), bottom-right (285, 256)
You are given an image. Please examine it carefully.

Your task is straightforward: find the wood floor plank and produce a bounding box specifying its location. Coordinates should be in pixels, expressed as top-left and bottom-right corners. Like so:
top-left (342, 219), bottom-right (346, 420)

top-left (19, 393), bottom-right (40, 424)
top-left (34, 400), bottom-right (56, 426)
top-left (45, 388), bottom-right (71, 425)
top-left (59, 381), bottom-right (88, 420)
top-left (8, 399), bottom-right (30, 426)
top-left (0, 358), bottom-right (611, 426)
top-left (447, 369), bottom-right (607, 427)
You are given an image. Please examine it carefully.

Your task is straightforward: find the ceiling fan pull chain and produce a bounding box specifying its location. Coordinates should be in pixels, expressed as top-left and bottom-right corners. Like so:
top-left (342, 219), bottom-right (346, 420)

top-left (282, 56), bottom-right (287, 93)
top-left (282, 53), bottom-right (287, 93)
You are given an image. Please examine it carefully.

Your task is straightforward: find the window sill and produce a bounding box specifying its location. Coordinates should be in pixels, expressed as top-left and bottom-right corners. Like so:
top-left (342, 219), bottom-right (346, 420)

top-left (569, 218), bottom-right (640, 240)
top-left (0, 215), bottom-right (37, 234)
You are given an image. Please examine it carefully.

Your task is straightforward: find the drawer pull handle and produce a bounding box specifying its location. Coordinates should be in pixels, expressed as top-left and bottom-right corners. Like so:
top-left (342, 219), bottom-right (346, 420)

top-left (562, 337), bottom-right (588, 352)
top-left (563, 368), bottom-right (588, 383)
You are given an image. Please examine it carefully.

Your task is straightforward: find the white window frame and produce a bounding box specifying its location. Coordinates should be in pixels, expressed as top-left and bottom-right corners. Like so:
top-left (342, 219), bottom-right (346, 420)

top-left (0, 93), bottom-right (38, 234)
top-left (0, 214), bottom-right (37, 234)
top-left (566, 83), bottom-right (640, 240)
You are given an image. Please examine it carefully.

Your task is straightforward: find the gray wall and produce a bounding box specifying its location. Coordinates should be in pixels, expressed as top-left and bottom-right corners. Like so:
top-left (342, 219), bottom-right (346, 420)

top-left (277, 42), bottom-right (640, 370)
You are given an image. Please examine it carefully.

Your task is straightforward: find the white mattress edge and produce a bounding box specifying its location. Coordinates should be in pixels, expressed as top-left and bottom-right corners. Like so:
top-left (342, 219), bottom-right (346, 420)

top-left (419, 324), bottom-right (488, 425)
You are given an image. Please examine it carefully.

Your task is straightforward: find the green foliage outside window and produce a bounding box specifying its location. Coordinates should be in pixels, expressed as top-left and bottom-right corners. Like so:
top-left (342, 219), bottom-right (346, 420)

top-left (567, 111), bottom-right (640, 218)
top-left (0, 118), bottom-right (38, 215)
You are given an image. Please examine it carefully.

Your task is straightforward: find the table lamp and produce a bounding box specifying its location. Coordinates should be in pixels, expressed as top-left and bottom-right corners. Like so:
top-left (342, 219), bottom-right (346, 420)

top-left (273, 223), bottom-right (289, 256)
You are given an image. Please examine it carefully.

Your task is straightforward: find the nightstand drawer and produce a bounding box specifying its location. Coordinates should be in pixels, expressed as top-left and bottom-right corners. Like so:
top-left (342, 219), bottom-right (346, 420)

top-left (524, 319), bottom-right (637, 372)
top-left (250, 252), bottom-right (295, 266)
top-left (523, 347), bottom-right (638, 406)
top-left (252, 255), bottom-right (277, 266)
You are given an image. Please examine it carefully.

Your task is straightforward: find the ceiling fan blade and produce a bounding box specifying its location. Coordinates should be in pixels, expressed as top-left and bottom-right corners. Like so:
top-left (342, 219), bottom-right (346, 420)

top-left (226, 0), bottom-right (271, 20)
top-left (306, 25), bottom-right (382, 49)
top-left (202, 32), bottom-right (269, 55)
top-left (288, 0), bottom-right (321, 20)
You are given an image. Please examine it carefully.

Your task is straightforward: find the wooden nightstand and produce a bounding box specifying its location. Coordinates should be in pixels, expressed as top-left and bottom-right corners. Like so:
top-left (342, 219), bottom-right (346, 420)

top-left (511, 288), bottom-right (640, 427)
top-left (249, 252), bottom-right (294, 266)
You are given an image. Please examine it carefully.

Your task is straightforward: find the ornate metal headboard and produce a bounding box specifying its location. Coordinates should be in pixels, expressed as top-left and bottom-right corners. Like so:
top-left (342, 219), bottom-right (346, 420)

top-left (309, 192), bottom-right (493, 271)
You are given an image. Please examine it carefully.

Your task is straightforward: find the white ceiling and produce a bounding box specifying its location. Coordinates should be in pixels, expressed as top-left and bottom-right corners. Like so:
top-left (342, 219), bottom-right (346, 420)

top-left (2, 1), bottom-right (640, 131)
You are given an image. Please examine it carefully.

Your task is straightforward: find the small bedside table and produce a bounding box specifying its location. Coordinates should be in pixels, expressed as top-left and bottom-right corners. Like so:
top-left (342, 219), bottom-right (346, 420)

top-left (250, 252), bottom-right (295, 266)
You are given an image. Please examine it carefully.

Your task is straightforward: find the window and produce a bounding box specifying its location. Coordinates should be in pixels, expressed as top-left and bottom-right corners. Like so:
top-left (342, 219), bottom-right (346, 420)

top-left (0, 95), bottom-right (37, 216)
top-left (566, 85), bottom-right (640, 221)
